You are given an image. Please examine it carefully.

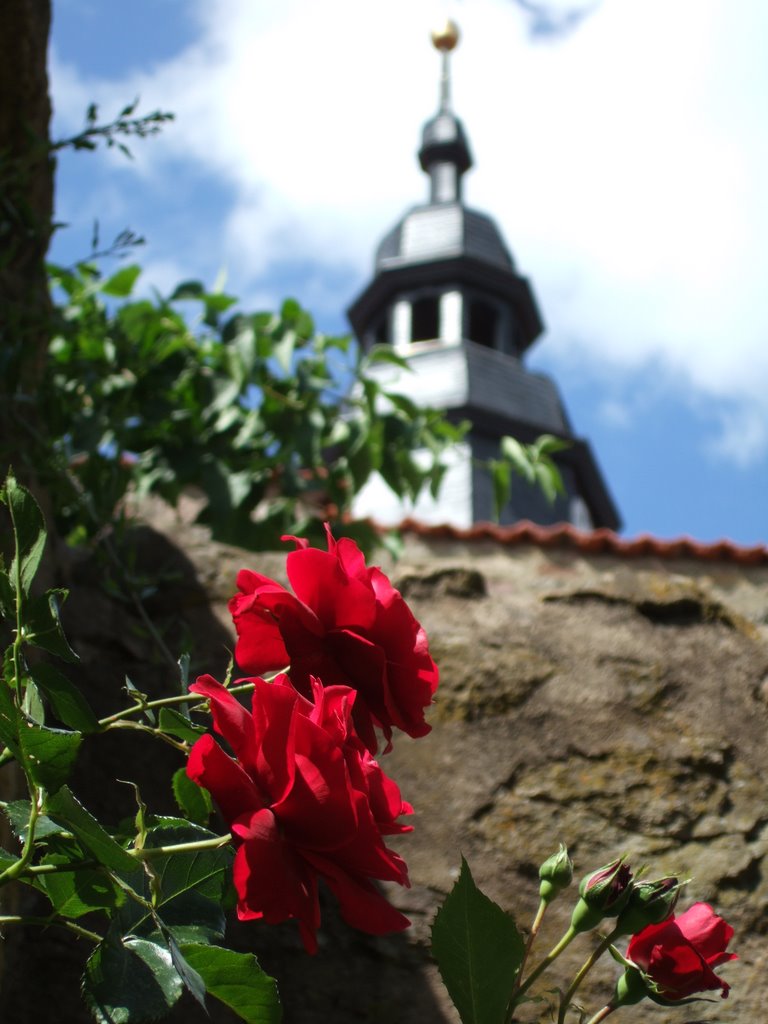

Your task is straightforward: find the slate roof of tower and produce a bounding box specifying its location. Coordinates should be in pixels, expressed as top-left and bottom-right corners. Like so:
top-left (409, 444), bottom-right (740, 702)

top-left (375, 203), bottom-right (515, 272)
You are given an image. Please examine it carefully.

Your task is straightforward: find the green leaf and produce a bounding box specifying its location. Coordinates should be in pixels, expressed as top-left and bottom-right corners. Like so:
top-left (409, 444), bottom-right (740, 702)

top-left (500, 436), bottom-right (535, 483)
top-left (0, 848), bottom-right (19, 874)
top-left (5, 799), bottom-right (68, 842)
top-left (45, 786), bottom-right (138, 873)
top-left (532, 433), bottom-right (572, 457)
top-left (31, 662), bottom-right (100, 733)
top-left (123, 676), bottom-right (155, 725)
top-left (384, 391), bottom-right (419, 417)
top-left (163, 931), bottom-right (208, 1011)
top-left (3, 473), bottom-right (47, 598)
top-left (172, 767), bottom-right (212, 826)
top-left (0, 651), bottom-right (21, 753)
top-left (431, 857), bottom-right (525, 1024)
top-left (169, 280), bottom-right (204, 301)
top-left (123, 779), bottom-right (149, 851)
top-left (101, 265), bottom-right (141, 298)
top-left (114, 819), bottom-right (231, 945)
top-left (158, 707), bottom-right (205, 744)
top-left (39, 853), bottom-right (125, 918)
top-left (19, 721), bottom-right (82, 793)
top-left (180, 943), bottom-right (282, 1024)
top-left (364, 345), bottom-right (410, 371)
top-left (280, 296), bottom-right (303, 324)
top-left (490, 460), bottom-right (511, 522)
top-left (83, 935), bottom-right (183, 1024)
top-left (0, 569), bottom-right (15, 618)
top-left (145, 818), bottom-right (230, 910)
top-left (533, 460), bottom-right (560, 504)
top-left (24, 590), bottom-right (78, 662)
top-left (23, 680), bottom-right (45, 724)
top-left (273, 331), bottom-right (295, 374)
top-left (203, 291), bottom-right (238, 326)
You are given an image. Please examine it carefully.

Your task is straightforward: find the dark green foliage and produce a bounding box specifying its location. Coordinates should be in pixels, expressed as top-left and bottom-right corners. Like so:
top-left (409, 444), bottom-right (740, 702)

top-left (32, 263), bottom-right (464, 552)
top-left (3, 472), bottom-right (47, 597)
top-left (83, 935), bottom-right (184, 1024)
top-left (489, 434), bottom-right (569, 519)
top-left (38, 851), bottom-right (126, 918)
top-left (45, 786), bottom-right (139, 873)
top-left (171, 767), bottom-right (212, 826)
top-left (30, 661), bottom-right (100, 732)
top-left (19, 721), bottom-right (82, 793)
top-left (431, 857), bottom-right (525, 1024)
top-left (180, 944), bottom-right (282, 1024)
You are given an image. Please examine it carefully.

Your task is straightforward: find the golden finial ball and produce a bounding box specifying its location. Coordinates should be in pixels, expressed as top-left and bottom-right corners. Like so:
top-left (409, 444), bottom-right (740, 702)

top-left (431, 19), bottom-right (460, 52)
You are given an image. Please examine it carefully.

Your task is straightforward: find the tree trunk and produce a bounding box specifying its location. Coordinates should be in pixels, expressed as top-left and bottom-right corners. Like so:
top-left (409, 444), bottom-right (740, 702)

top-left (0, 0), bottom-right (54, 406)
top-left (0, 0), bottom-right (54, 996)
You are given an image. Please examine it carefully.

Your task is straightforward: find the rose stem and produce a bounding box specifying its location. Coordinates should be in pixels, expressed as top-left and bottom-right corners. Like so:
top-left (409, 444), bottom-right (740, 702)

top-left (557, 929), bottom-right (619, 1024)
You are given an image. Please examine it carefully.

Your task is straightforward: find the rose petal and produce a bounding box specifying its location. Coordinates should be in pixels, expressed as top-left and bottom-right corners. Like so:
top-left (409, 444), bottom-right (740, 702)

top-left (232, 807), bottom-right (320, 954)
top-left (189, 675), bottom-right (261, 777)
top-left (186, 733), bottom-right (264, 825)
top-left (672, 903), bottom-right (736, 966)
top-left (304, 852), bottom-right (411, 937)
top-left (286, 547), bottom-right (376, 631)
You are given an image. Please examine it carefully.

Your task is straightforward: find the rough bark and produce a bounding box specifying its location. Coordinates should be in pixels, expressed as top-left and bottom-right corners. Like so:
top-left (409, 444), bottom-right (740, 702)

top-left (0, 0), bottom-right (54, 421)
top-left (0, 0), bottom-right (55, 994)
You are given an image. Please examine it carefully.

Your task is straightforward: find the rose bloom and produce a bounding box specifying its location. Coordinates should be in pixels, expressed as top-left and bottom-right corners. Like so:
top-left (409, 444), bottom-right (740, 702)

top-left (228, 525), bottom-right (438, 753)
top-left (626, 902), bottom-right (737, 1000)
top-left (186, 672), bottom-right (412, 954)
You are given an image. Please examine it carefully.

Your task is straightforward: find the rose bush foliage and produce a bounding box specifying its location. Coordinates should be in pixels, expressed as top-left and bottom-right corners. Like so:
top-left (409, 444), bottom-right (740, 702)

top-left (187, 673), bottom-right (413, 953)
top-left (229, 525), bottom-right (439, 753)
top-left (626, 902), bottom-right (737, 1001)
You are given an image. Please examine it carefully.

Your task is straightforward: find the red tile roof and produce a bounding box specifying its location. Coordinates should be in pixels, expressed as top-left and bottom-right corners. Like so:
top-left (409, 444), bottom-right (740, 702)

top-left (392, 518), bottom-right (768, 566)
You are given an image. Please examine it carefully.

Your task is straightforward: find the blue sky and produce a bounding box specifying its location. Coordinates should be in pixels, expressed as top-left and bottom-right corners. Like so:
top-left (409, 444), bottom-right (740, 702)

top-left (49, 0), bottom-right (768, 545)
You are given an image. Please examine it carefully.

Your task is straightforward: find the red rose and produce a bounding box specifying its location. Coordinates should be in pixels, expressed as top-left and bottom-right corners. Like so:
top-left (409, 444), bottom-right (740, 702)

top-left (228, 525), bottom-right (438, 753)
top-left (186, 672), bottom-right (412, 954)
top-left (626, 902), bottom-right (737, 1000)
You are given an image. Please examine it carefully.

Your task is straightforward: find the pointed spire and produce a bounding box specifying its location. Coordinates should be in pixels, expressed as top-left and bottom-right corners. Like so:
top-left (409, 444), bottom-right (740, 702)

top-left (431, 19), bottom-right (460, 111)
top-left (419, 20), bottom-right (472, 204)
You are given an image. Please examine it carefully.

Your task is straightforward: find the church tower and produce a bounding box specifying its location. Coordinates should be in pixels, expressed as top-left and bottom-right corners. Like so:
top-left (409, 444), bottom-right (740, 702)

top-left (348, 22), bottom-right (620, 531)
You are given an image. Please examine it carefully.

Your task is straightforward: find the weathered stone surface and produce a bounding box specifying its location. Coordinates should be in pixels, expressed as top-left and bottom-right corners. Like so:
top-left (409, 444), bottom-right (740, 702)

top-left (379, 538), bottom-right (768, 1023)
top-left (4, 507), bottom-right (766, 1024)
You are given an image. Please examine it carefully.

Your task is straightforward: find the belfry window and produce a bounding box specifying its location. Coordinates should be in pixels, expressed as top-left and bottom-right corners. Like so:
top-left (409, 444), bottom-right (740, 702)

top-left (372, 312), bottom-right (389, 345)
top-left (469, 299), bottom-right (499, 349)
top-left (411, 296), bottom-right (440, 342)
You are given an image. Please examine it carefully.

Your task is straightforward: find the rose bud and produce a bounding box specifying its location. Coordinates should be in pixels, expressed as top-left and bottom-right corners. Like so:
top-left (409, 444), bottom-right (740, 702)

top-left (570, 857), bottom-right (633, 933)
top-left (614, 876), bottom-right (683, 936)
top-left (539, 843), bottom-right (574, 904)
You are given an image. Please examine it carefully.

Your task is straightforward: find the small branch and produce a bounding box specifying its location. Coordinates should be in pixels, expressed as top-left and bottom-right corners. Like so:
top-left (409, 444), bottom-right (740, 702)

top-left (505, 898), bottom-right (548, 1023)
top-left (583, 1005), bottom-right (616, 1024)
top-left (51, 104), bottom-right (174, 157)
top-left (557, 929), bottom-right (619, 1024)
top-left (102, 718), bottom-right (191, 753)
top-left (22, 859), bottom-right (98, 876)
top-left (0, 914), bottom-right (102, 944)
top-left (516, 924), bottom-right (578, 998)
top-left (128, 833), bottom-right (231, 860)
top-left (98, 677), bottom-right (261, 727)
top-left (0, 787), bottom-right (42, 887)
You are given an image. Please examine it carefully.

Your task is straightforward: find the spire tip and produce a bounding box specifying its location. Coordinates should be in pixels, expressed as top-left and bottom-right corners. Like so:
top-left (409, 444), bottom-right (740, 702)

top-left (431, 19), bottom-right (460, 53)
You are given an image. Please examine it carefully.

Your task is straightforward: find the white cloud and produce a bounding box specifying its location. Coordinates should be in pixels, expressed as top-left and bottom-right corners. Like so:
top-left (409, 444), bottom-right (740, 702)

top-left (709, 404), bottom-right (768, 468)
top-left (50, 0), bottom-right (768, 460)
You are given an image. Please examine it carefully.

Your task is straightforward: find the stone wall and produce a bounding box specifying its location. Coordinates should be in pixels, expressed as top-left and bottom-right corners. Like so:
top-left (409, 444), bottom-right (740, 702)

top-left (4, 506), bottom-right (765, 1023)
top-left (159, 509), bottom-right (768, 1022)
